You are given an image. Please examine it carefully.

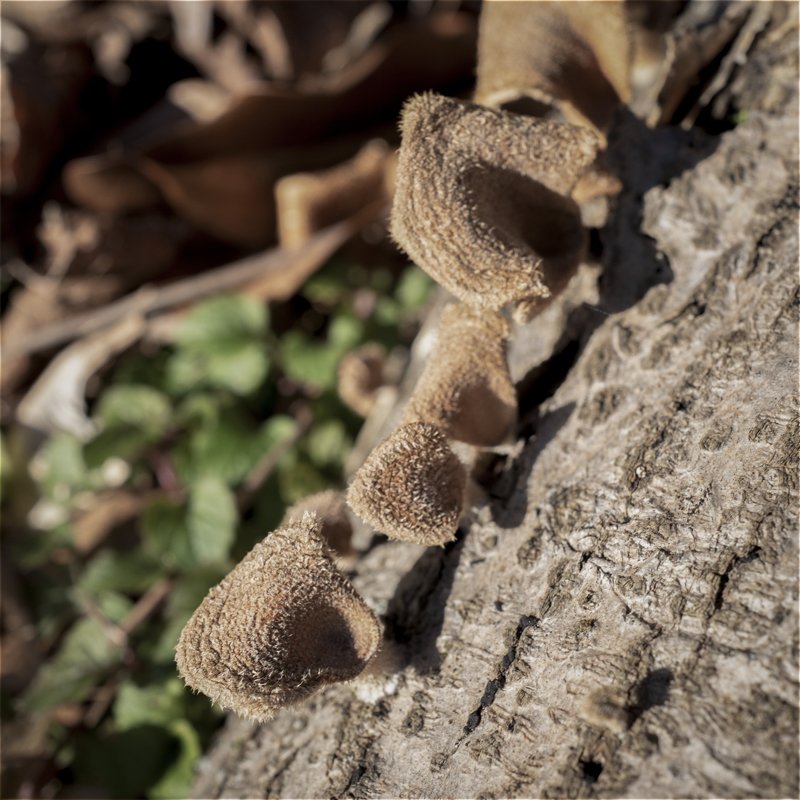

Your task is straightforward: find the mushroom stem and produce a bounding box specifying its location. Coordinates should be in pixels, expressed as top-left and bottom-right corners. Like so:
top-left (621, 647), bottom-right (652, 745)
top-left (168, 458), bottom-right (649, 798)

top-left (403, 303), bottom-right (517, 447)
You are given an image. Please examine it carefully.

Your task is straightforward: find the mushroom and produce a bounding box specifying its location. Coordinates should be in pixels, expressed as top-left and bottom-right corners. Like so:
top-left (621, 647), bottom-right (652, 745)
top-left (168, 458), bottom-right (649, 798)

top-left (474, 0), bottom-right (633, 134)
top-left (390, 92), bottom-right (601, 322)
top-left (337, 342), bottom-right (388, 418)
top-left (175, 511), bottom-right (381, 721)
top-left (280, 489), bottom-right (354, 557)
top-left (403, 303), bottom-right (516, 447)
top-left (347, 421), bottom-right (466, 546)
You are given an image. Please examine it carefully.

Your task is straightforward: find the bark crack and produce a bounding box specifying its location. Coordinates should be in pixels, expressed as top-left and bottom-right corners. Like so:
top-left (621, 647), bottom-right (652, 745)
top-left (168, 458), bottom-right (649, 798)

top-left (462, 615), bottom-right (539, 735)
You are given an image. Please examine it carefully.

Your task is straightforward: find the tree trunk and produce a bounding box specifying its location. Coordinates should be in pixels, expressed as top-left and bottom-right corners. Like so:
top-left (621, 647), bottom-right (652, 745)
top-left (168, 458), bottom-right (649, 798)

top-left (193, 10), bottom-right (798, 799)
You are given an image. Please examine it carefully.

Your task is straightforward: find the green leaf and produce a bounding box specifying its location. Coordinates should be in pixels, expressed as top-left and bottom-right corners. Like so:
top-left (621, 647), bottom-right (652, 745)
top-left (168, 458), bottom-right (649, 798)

top-left (83, 426), bottom-right (152, 471)
top-left (80, 550), bottom-right (164, 596)
top-left (187, 476), bottom-right (236, 564)
top-left (96, 385), bottom-right (171, 439)
top-left (114, 677), bottom-right (186, 730)
top-left (20, 618), bottom-right (123, 711)
top-left (306, 419), bottom-right (350, 468)
top-left (174, 411), bottom-right (295, 487)
top-left (328, 314), bottom-right (365, 350)
top-left (148, 719), bottom-right (202, 800)
top-left (36, 433), bottom-right (86, 495)
top-left (278, 458), bottom-right (329, 505)
top-left (279, 332), bottom-right (341, 391)
top-left (141, 498), bottom-right (193, 569)
top-left (72, 725), bottom-right (178, 799)
top-left (167, 340), bottom-right (268, 396)
top-left (94, 590), bottom-right (134, 624)
top-left (167, 294), bottom-right (270, 396)
top-left (175, 294), bottom-right (267, 348)
top-left (395, 266), bottom-right (434, 311)
top-left (142, 479), bottom-right (236, 569)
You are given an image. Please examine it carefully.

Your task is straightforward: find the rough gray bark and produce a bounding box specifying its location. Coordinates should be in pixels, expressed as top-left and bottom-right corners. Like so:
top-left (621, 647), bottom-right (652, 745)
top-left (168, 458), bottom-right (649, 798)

top-left (193, 14), bottom-right (799, 800)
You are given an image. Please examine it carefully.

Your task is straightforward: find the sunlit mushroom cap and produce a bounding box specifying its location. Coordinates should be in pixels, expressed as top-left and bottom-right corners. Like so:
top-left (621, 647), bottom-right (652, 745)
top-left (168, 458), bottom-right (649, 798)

top-left (347, 422), bottom-right (466, 546)
top-left (475, 1), bottom-right (632, 132)
top-left (403, 303), bottom-right (516, 447)
top-left (281, 490), bottom-right (354, 556)
top-left (175, 512), bottom-right (381, 721)
top-left (391, 93), bottom-right (600, 320)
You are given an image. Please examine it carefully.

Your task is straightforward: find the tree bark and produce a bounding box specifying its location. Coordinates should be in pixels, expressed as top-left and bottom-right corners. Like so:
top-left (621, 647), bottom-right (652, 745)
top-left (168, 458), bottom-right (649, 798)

top-left (193, 10), bottom-right (799, 799)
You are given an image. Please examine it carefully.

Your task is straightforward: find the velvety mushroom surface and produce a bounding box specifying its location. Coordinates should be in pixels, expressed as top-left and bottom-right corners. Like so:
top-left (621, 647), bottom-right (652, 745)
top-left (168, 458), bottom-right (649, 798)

top-left (390, 92), bottom-right (601, 320)
top-left (175, 512), bottom-right (381, 721)
top-left (347, 421), bottom-right (466, 546)
top-left (403, 303), bottom-right (516, 447)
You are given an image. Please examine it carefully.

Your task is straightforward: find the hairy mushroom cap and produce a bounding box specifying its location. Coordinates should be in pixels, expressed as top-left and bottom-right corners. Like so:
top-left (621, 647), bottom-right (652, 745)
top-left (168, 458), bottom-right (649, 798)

top-left (390, 92), bottom-right (600, 321)
top-left (281, 490), bottom-right (354, 556)
top-left (337, 342), bottom-right (387, 418)
top-left (403, 303), bottom-right (516, 447)
top-left (474, 0), bottom-right (632, 133)
top-left (347, 421), bottom-right (466, 546)
top-left (175, 512), bottom-right (381, 721)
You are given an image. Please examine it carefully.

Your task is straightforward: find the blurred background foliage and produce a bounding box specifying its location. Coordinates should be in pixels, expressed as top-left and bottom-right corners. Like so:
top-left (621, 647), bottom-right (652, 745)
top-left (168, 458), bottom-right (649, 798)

top-left (0, 1), bottom-right (473, 797)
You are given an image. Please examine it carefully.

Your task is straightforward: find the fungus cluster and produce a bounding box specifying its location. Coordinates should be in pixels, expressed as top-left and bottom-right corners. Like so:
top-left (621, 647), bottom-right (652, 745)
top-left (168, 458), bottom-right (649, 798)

top-left (176, 1), bottom-right (654, 721)
top-left (176, 511), bottom-right (379, 721)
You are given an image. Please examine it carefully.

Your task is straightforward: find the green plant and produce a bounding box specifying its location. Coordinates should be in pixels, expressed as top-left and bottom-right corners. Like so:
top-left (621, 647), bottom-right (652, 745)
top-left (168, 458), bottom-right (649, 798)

top-left (8, 258), bottom-right (433, 798)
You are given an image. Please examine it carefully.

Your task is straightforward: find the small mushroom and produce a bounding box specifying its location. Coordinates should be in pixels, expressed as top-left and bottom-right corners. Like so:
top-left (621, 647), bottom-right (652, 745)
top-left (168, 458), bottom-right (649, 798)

top-left (403, 303), bottom-right (516, 447)
top-left (275, 140), bottom-right (393, 249)
top-left (347, 421), bottom-right (466, 546)
top-left (390, 92), bottom-right (601, 322)
top-left (337, 342), bottom-right (387, 418)
top-left (280, 489), bottom-right (354, 556)
top-left (175, 511), bottom-right (381, 721)
top-left (474, 1), bottom-right (633, 133)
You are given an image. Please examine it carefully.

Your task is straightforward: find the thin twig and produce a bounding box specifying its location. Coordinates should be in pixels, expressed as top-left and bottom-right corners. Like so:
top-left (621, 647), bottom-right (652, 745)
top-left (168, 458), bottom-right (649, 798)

top-left (237, 405), bottom-right (314, 512)
top-left (119, 577), bottom-right (175, 636)
top-left (4, 202), bottom-right (387, 361)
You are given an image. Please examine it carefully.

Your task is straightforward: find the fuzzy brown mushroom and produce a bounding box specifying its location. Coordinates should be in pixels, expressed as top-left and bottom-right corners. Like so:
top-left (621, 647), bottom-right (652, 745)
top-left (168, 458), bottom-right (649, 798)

top-left (402, 303), bottom-right (516, 447)
top-left (390, 92), bottom-right (601, 322)
top-left (175, 512), bottom-right (381, 721)
top-left (337, 342), bottom-right (387, 418)
top-left (280, 489), bottom-right (354, 557)
top-left (474, 0), bottom-right (633, 133)
top-left (347, 421), bottom-right (466, 546)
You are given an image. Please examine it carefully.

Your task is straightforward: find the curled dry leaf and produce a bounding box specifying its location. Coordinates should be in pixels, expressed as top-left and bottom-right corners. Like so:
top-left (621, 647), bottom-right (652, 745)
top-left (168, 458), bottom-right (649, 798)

top-left (60, 12), bottom-right (474, 249)
top-left (347, 422), bottom-right (466, 547)
top-left (391, 93), bottom-right (600, 322)
top-left (403, 304), bottom-right (516, 447)
top-left (337, 342), bottom-right (387, 418)
top-left (281, 491), bottom-right (354, 557)
top-left (1, 31), bottom-right (95, 196)
top-left (175, 512), bottom-right (381, 721)
top-left (275, 139), bottom-right (393, 249)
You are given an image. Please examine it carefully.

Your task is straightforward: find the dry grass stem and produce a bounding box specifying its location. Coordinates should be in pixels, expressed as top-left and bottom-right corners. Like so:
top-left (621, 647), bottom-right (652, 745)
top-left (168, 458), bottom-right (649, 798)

top-left (276, 140), bottom-right (393, 249)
